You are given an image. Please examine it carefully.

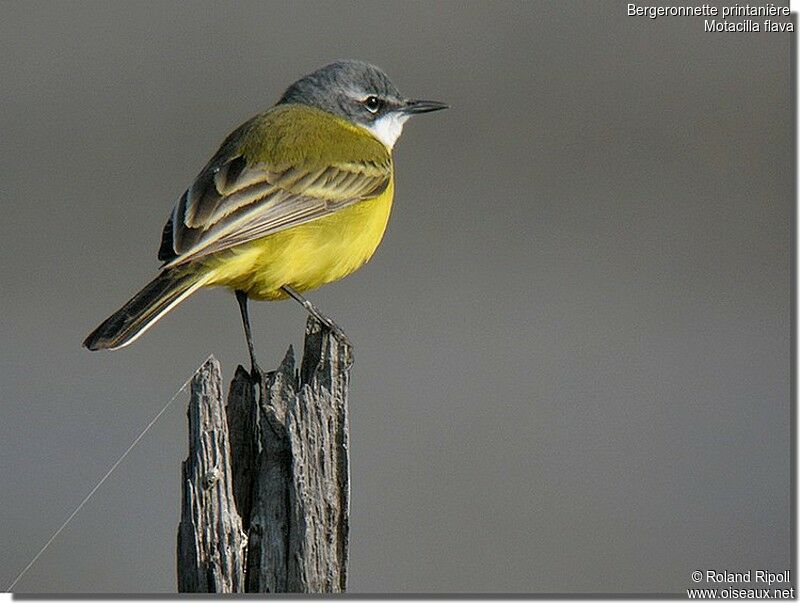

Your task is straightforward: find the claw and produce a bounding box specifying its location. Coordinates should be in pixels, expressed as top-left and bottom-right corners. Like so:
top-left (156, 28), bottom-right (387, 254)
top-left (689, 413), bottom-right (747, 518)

top-left (280, 285), bottom-right (354, 370)
top-left (249, 362), bottom-right (268, 402)
top-left (326, 325), bottom-right (354, 369)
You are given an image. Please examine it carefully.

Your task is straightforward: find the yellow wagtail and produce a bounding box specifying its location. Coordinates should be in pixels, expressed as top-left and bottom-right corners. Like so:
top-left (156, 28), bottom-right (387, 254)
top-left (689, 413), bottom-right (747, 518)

top-left (83, 60), bottom-right (447, 373)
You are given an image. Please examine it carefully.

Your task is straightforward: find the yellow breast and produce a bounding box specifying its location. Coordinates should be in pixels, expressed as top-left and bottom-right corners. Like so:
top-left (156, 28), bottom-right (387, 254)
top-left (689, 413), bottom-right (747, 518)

top-left (203, 177), bottom-right (394, 300)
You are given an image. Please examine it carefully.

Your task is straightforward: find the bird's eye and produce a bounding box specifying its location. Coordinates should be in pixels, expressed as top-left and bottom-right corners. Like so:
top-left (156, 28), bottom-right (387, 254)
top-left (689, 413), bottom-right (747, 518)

top-left (363, 95), bottom-right (382, 113)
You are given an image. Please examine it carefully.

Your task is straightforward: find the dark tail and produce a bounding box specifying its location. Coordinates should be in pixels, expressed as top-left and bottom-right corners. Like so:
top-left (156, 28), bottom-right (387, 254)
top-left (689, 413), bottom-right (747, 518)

top-left (83, 267), bottom-right (206, 351)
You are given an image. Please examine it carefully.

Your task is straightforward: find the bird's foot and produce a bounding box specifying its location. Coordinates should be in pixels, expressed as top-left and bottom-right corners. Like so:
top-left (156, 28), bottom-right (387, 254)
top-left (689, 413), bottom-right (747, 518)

top-left (249, 361), bottom-right (268, 401)
top-left (323, 321), bottom-right (354, 369)
top-left (282, 286), bottom-right (354, 369)
top-left (328, 321), bottom-right (352, 349)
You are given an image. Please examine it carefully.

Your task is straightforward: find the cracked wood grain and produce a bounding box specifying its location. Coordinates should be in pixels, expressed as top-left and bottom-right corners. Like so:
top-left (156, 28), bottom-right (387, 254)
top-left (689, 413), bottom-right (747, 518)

top-left (177, 357), bottom-right (246, 593)
top-left (177, 317), bottom-right (351, 593)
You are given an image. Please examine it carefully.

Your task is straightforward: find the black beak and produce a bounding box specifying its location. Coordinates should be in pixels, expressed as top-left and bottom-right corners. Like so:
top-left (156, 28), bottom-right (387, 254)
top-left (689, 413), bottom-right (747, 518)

top-left (402, 99), bottom-right (449, 114)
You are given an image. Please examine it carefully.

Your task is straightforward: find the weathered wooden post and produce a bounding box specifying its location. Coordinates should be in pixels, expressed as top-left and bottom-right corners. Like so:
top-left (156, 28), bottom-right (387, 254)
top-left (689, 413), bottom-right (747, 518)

top-left (177, 317), bottom-right (351, 593)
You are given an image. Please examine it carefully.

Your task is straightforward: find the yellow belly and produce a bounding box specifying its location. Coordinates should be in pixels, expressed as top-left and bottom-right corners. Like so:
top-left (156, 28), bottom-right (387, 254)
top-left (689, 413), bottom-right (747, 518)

top-left (201, 181), bottom-right (394, 300)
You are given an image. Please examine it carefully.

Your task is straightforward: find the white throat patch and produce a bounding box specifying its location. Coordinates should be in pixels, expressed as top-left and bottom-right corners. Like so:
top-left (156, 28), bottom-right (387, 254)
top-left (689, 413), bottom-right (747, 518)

top-left (364, 113), bottom-right (410, 149)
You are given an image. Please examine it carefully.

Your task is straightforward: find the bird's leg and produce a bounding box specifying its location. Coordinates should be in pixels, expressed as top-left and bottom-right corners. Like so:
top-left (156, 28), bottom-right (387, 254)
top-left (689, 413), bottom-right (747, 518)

top-left (235, 290), bottom-right (266, 385)
top-left (281, 285), bottom-right (352, 348)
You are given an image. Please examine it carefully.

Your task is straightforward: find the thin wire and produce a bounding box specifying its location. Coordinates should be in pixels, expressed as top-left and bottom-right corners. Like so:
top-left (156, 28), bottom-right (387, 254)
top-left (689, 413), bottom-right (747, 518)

top-left (5, 361), bottom-right (207, 592)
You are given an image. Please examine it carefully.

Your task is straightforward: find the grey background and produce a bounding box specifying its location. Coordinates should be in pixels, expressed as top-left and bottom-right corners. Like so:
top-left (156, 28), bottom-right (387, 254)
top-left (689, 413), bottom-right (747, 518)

top-left (0, 0), bottom-right (792, 595)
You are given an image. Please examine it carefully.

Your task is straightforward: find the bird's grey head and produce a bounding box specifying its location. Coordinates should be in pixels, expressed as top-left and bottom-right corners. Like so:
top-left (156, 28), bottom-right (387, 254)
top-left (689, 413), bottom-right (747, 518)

top-left (278, 60), bottom-right (447, 148)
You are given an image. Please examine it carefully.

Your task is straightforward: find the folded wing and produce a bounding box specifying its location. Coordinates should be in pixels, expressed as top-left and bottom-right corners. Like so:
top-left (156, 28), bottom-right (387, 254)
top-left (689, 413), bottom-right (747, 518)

top-left (158, 109), bottom-right (391, 268)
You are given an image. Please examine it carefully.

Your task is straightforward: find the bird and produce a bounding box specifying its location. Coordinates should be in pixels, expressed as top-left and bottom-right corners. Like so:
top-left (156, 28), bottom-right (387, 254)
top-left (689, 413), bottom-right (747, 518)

top-left (83, 60), bottom-right (447, 377)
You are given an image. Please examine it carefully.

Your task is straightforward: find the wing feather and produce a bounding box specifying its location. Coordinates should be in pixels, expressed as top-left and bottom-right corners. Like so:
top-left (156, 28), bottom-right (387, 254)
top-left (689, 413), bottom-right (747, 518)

top-left (161, 156), bottom-right (390, 267)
